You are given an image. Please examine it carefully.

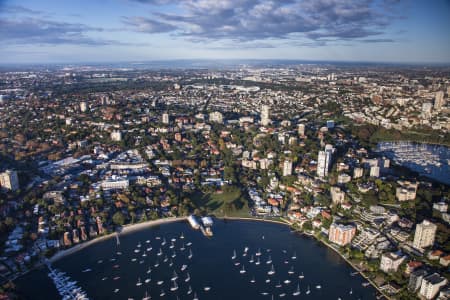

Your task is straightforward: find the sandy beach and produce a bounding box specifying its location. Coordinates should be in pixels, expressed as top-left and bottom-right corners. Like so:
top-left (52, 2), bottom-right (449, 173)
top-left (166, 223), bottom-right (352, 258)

top-left (49, 217), bottom-right (186, 263)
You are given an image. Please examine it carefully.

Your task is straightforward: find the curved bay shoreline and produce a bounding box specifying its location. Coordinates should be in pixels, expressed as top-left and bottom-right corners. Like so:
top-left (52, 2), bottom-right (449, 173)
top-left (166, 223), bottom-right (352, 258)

top-left (30, 215), bottom-right (387, 299)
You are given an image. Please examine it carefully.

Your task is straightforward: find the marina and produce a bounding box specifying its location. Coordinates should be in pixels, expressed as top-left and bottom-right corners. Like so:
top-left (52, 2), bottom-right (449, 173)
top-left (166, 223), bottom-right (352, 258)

top-left (15, 219), bottom-right (379, 299)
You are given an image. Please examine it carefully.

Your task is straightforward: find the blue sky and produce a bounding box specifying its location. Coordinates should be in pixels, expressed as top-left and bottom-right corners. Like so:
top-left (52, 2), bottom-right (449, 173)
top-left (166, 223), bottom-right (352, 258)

top-left (0, 0), bottom-right (449, 64)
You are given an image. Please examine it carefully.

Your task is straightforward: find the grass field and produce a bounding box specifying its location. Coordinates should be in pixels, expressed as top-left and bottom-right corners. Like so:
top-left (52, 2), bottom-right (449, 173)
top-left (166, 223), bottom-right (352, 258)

top-left (191, 186), bottom-right (250, 217)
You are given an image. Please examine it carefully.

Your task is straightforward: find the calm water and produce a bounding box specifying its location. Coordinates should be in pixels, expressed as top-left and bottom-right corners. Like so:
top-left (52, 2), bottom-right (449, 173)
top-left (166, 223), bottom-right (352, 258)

top-left (16, 220), bottom-right (378, 299)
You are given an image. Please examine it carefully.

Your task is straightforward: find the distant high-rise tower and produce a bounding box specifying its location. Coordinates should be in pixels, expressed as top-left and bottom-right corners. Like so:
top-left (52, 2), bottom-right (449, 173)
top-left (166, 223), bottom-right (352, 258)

top-left (80, 101), bottom-right (87, 112)
top-left (317, 145), bottom-right (334, 178)
top-left (282, 159), bottom-right (293, 176)
top-left (110, 130), bottom-right (122, 142)
top-left (162, 113), bottom-right (169, 124)
top-left (413, 220), bottom-right (437, 250)
top-left (0, 170), bottom-right (19, 191)
top-left (434, 91), bottom-right (445, 110)
top-left (297, 124), bottom-right (305, 137)
top-left (261, 105), bottom-right (270, 126)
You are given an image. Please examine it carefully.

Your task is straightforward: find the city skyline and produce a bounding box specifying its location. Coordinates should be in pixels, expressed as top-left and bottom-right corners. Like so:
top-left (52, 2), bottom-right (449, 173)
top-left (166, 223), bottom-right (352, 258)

top-left (1, 0), bottom-right (450, 64)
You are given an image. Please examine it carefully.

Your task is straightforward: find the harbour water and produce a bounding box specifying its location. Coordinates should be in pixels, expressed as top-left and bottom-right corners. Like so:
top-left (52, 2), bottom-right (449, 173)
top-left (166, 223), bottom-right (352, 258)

top-left (376, 141), bottom-right (450, 185)
top-left (16, 220), bottom-right (379, 299)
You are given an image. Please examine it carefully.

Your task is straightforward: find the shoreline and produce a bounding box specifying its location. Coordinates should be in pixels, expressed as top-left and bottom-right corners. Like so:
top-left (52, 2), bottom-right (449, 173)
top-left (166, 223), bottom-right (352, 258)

top-left (221, 216), bottom-right (390, 300)
top-left (26, 215), bottom-right (388, 299)
top-left (49, 217), bottom-right (186, 263)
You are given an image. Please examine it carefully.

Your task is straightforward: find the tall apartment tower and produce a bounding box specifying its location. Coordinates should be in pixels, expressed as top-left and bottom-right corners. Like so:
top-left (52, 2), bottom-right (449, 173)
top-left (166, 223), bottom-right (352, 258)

top-left (297, 123), bottom-right (305, 137)
top-left (413, 220), bottom-right (437, 250)
top-left (282, 159), bottom-right (293, 177)
top-left (261, 105), bottom-right (270, 126)
top-left (317, 146), bottom-right (334, 178)
top-left (80, 101), bottom-right (88, 112)
top-left (434, 91), bottom-right (445, 110)
top-left (162, 113), bottom-right (169, 124)
top-left (0, 170), bottom-right (19, 191)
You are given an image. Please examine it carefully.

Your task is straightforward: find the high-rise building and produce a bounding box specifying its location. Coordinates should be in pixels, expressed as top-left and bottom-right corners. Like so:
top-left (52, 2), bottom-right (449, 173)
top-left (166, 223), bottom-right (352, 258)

top-left (419, 273), bottom-right (448, 300)
top-left (421, 102), bottom-right (433, 119)
top-left (328, 223), bottom-right (356, 246)
top-left (413, 220), bottom-right (437, 250)
top-left (297, 123), bottom-right (305, 137)
top-left (330, 186), bottom-right (345, 205)
top-left (111, 130), bottom-right (122, 142)
top-left (353, 167), bottom-right (364, 178)
top-left (80, 101), bottom-right (87, 112)
top-left (261, 105), bottom-right (270, 126)
top-left (434, 91), bottom-right (445, 110)
top-left (380, 252), bottom-right (406, 273)
top-left (317, 146), bottom-right (334, 178)
top-left (370, 166), bottom-right (380, 177)
top-left (0, 170), bottom-right (19, 191)
top-left (209, 111), bottom-right (223, 124)
top-left (282, 159), bottom-right (293, 176)
top-left (162, 113), bottom-right (169, 124)
top-left (408, 269), bottom-right (428, 292)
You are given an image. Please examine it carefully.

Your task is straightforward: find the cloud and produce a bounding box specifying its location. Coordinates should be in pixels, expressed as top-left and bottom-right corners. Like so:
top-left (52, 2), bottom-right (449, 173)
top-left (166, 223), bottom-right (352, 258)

top-left (122, 16), bottom-right (177, 33)
top-left (0, 5), bottom-right (44, 15)
top-left (127, 0), bottom-right (403, 45)
top-left (0, 17), bottom-right (130, 46)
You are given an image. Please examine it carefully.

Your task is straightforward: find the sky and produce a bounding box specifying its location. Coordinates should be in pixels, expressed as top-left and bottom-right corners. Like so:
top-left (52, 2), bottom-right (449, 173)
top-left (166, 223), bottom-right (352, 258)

top-left (0, 0), bottom-right (449, 64)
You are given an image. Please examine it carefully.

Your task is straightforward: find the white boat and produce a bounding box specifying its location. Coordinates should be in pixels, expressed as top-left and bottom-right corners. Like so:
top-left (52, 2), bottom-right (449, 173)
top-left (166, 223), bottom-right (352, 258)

top-left (154, 260), bottom-right (159, 267)
top-left (234, 262), bottom-right (240, 266)
top-left (316, 285), bottom-right (321, 289)
top-left (180, 233), bottom-right (185, 239)
top-left (101, 277), bottom-right (108, 281)
top-left (249, 255), bottom-right (254, 263)
top-left (113, 276), bottom-right (120, 280)
top-left (185, 272), bottom-right (191, 282)
top-left (261, 292), bottom-right (269, 296)
top-left (143, 291), bottom-right (150, 300)
top-left (157, 248), bottom-right (163, 256)
top-left (117, 251), bottom-right (122, 255)
top-left (284, 279), bottom-right (291, 284)
top-left (160, 289), bottom-right (165, 297)
top-left (240, 265), bottom-right (246, 274)
top-left (157, 281), bottom-right (164, 285)
top-left (170, 242), bottom-right (175, 249)
top-left (169, 260), bottom-right (173, 267)
top-left (171, 238), bottom-right (176, 242)
top-left (146, 247), bottom-right (152, 252)
top-left (250, 276), bottom-right (256, 283)
top-left (171, 271), bottom-right (178, 281)
top-left (266, 255), bottom-right (272, 264)
top-left (147, 267), bottom-right (152, 274)
top-left (137, 242), bottom-right (142, 248)
top-left (267, 264), bottom-right (275, 275)
top-left (139, 260), bottom-right (144, 264)
top-left (188, 249), bottom-right (193, 259)
top-left (288, 266), bottom-right (294, 275)
top-left (187, 285), bottom-right (192, 295)
top-left (188, 215), bottom-right (200, 229)
top-left (181, 264), bottom-right (188, 271)
top-left (244, 247), bottom-right (249, 253)
top-left (171, 251), bottom-right (176, 258)
top-left (349, 288), bottom-right (353, 295)
top-left (170, 280), bottom-right (178, 292)
top-left (81, 268), bottom-right (92, 273)
top-left (155, 236), bottom-right (161, 240)
top-left (255, 257), bottom-right (261, 265)
top-left (161, 238), bottom-right (166, 246)
top-left (256, 248), bottom-right (262, 256)
top-left (275, 281), bottom-right (282, 288)
top-left (180, 243), bottom-right (186, 251)
top-left (306, 286), bottom-right (311, 295)
top-left (142, 253), bottom-right (147, 257)
top-left (145, 277), bottom-right (151, 283)
top-left (291, 252), bottom-right (297, 260)
top-left (265, 279), bottom-right (271, 283)
top-left (146, 240), bottom-right (150, 244)
top-left (97, 260), bottom-right (103, 264)
top-left (203, 286), bottom-right (211, 292)
top-left (293, 283), bottom-right (300, 296)
top-left (232, 250), bottom-right (237, 260)
top-left (163, 255), bottom-right (169, 262)
top-left (279, 293), bottom-right (286, 297)
top-left (134, 249), bottom-right (140, 253)
top-left (114, 289), bottom-right (119, 293)
top-left (299, 272), bottom-right (304, 279)
top-left (186, 242), bottom-right (192, 246)
top-left (193, 292), bottom-right (198, 300)
top-left (136, 278), bottom-right (143, 286)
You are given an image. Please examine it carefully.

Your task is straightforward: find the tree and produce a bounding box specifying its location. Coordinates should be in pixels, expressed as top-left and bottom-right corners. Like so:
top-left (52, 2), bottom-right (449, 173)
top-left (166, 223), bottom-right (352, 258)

top-left (112, 211), bottom-right (125, 226)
